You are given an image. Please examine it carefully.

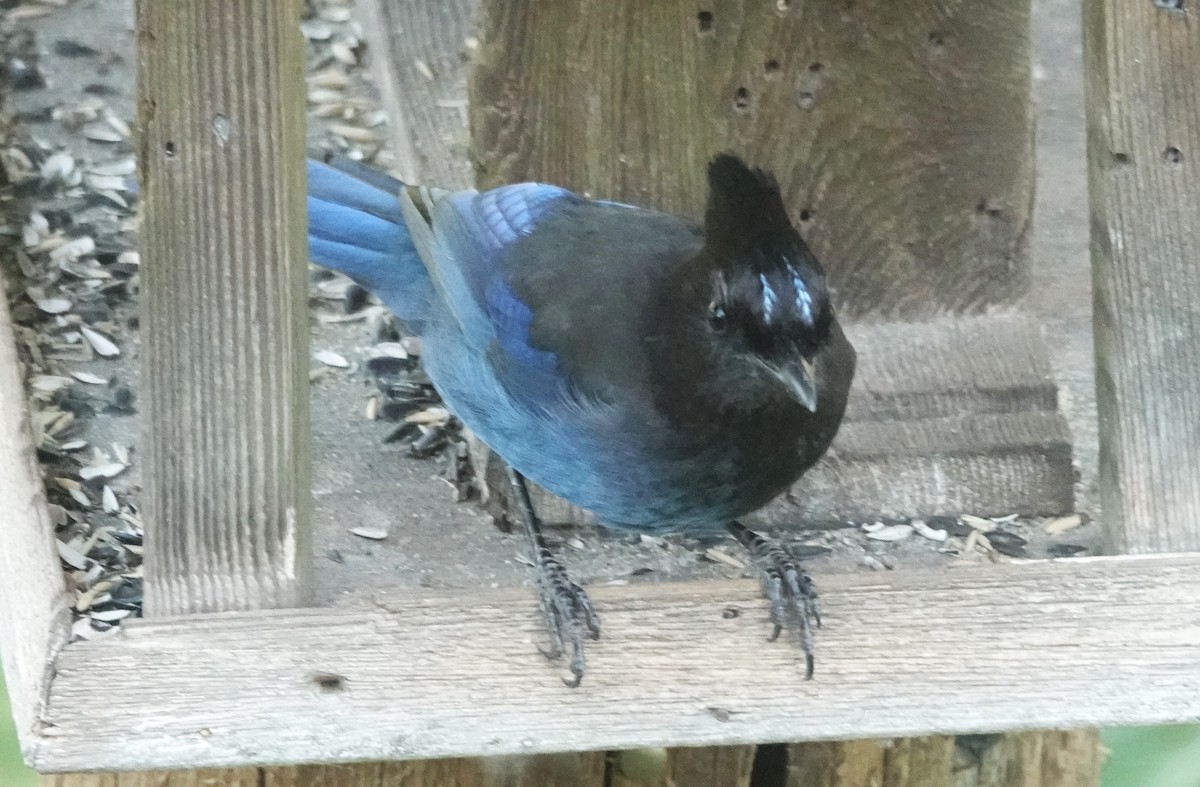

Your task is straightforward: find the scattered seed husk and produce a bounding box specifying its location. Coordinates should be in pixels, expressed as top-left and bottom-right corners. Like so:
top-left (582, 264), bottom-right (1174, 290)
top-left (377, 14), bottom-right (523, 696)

top-left (320, 6), bottom-right (352, 22)
top-left (71, 371), bottom-right (107, 385)
top-left (35, 297), bottom-right (72, 314)
top-left (314, 349), bottom-right (349, 368)
top-left (89, 157), bottom-right (136, 177)
top-left (866, 523), bottom-right (913, 542)
top-left (912, 519), bottom-right (948, 542)
top-left (330, 41), bottom-right (359, 65)
top-left (861, 554), bottom-right (887, 571)
top-left (80, 325), bottom-right (119, 356)
top-left (80, 462), bottom-right (127, 481)
top-left (301, 19), bottom-right (334, 40)
top-left (349, 526), bottom-right (388, 540)
top-left (48, 235), bottom-right (95, 262)
top-left (705, 547), bottom-right (746, 570)
top-left (405, 406), bottom-right (449, 425)
top-left (330, 123), bottom-right (382, 143)
top-left (57, 539), bottom-right (90, 570)
top-left (90, 608), bottom-right (131, 622)
top-left (1044, 514), bottom-right (1083, 535)
top-left (31, 374), bottom-right (72, 393)
top-left (83, 123), bottom-right (125, 143)
top-left (960, 514), bottom-right (996, 533)
top-left (102, 485), bottom-right (118, 513)
top-left (40, 151), bottom-right (76, 182)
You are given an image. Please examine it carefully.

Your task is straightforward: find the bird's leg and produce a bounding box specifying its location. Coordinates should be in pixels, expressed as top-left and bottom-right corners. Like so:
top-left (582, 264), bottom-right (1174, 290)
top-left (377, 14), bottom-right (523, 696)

top-left (727, 520), bottom-right (821, 679)
top-left (507, 467), bottom-right (601, 687)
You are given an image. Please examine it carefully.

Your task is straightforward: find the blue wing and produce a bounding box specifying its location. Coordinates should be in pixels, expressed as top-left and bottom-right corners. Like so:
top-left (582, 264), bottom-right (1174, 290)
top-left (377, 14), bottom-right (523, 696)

top-left (423, 182), bottom-right (578, 381)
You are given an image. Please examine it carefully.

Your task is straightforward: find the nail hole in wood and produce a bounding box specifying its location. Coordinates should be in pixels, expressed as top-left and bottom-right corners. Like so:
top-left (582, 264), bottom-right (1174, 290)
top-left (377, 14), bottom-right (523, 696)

top-left (313, 672), bottom-right (346, 693)
top-left (764, 59), bottom-right (781, 74)
top-left (1163, 146), bottom-right (1183, 165)
top-left (163, 140), bottom-right (176, 158)
top-left (696, 10), bottom-right (714, 33)
top-left (733, 86), bottom-right (751, 112)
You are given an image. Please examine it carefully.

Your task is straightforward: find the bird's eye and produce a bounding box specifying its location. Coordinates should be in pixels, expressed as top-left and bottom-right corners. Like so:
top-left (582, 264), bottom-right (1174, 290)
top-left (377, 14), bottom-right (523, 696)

top-left (708, 301), bottom-right (727, 332)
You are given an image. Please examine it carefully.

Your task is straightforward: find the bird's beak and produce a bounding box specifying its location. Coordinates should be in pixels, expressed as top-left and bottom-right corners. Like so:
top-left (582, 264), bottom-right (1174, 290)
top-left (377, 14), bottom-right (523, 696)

top-left (768, 356), bottom-right (818, 412)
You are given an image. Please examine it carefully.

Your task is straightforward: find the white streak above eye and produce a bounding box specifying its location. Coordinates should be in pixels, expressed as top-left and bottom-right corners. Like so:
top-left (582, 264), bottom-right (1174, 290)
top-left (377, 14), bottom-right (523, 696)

top-left (790, 269), bottom-right (814, 325)
top-left (758, 273), bottom-right (778, 324)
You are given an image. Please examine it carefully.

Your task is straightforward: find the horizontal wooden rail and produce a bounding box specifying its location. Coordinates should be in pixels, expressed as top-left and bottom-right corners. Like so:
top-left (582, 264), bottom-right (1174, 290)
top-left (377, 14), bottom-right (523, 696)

top-left (27, 553), bottom-right (1200, 772)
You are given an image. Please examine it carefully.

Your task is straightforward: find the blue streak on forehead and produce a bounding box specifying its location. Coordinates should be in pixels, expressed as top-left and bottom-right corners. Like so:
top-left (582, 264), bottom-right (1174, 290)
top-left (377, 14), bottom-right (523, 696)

top-left (790, 268), bottom-right (815, 326)
top-left (758, 273), bottom-right (778, 324)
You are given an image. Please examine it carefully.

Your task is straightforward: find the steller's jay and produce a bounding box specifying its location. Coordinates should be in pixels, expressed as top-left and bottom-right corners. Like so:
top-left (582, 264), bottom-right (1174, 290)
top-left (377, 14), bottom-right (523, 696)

top-left (307, 153), bottom-right (856, 685)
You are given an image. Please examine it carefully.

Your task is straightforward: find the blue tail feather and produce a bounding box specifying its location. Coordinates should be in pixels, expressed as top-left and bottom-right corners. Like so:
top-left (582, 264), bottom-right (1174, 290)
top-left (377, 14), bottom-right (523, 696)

top-left (306, 159), bottom-right (432, 330)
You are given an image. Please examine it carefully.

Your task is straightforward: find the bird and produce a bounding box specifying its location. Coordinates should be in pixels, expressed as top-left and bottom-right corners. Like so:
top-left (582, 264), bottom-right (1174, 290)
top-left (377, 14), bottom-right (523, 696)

top-left (307, 153), bottom-right (857, 686)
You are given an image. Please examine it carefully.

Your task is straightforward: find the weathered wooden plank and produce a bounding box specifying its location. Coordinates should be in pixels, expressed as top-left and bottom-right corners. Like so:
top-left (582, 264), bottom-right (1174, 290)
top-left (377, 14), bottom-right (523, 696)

top-left (1084, 0), bottom-right (1200, 554)
top-left (358, 0), bottom-right (477, 189)
top-left (136, 0), bottom-right (312, 614)
top-left (42, 756), bottom-right (606, 787)
top-left (470, 0), bottom-right (1033, 319)
top-left (610, 746), bottom-right (755, 787)
top-left (41, 771), bottom-right (260, 787)
top-left (0, 280), bottom-right (71, 758)
top-left (27, 553), bottom-right (1200, 773)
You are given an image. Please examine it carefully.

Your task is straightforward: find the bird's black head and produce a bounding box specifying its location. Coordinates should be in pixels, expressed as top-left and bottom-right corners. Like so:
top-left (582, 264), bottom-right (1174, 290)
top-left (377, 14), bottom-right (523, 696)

top-left (701, 154), bottom-right (834, 411)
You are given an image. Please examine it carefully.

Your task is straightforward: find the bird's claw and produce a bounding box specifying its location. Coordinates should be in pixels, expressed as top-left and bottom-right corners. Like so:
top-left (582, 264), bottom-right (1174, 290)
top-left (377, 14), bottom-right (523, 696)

top-left (729, 522), bottom-right (821, 679)
top-left (533, 553), bottom-right (600, 687)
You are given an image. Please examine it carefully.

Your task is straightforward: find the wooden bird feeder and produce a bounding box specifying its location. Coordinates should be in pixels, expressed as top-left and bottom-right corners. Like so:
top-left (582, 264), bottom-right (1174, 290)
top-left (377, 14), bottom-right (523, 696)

top-left (2, 0), bottom-right (1199, 785)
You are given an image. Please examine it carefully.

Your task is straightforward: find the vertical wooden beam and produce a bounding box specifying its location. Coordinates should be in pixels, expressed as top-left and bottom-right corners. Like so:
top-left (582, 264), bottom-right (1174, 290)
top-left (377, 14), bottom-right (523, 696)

top-left (137, 0), bottom-right (312, 614)
top-left (471, 0), bottom-right (1034, 320)
top-left (0, 281), bottom-right (70, 758)
top-left (1084, 0), bottom-right (1200, 554)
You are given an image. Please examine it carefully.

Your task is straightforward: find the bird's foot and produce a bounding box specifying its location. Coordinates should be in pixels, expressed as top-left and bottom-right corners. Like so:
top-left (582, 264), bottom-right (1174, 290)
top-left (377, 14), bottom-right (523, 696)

top-left (507, 467), bottom-right (600, 687)
top-left (727, 521), bottom-right (821, 679)
top-left (531, 548), bottom-right (601, 688)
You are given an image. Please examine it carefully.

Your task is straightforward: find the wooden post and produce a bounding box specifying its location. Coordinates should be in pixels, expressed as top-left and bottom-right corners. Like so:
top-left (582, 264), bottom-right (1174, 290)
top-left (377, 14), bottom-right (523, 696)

top-left (137, 0), bottom-right (312, 614)
top-left (1085, 0), bottom-right (1200, 555)
top-left (0, 281), bottom-right (70, 759)
top-left (46, 0), bottom-right (311, 783)
top-left (470, 0), bottom-right (1035, 320)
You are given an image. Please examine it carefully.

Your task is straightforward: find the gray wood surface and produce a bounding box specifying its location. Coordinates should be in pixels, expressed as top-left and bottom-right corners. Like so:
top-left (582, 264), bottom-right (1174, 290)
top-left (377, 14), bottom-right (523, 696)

top-left (1084, 0), bottom-right (1200, 555)
top-left (28, 553), bottom-right (1200, 773)
top-left (470, 0), bottom-right (1034, 319)
top-left (0, 281), bottom-right (71, 758)
top-left (136, 0), bottom-right (313, 614)
top-left (358, 0), bottom-right (477, 189)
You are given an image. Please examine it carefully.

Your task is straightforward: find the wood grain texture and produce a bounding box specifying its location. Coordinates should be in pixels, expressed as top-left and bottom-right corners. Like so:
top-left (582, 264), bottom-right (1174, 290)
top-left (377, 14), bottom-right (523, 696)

top-left (1084, 0), bottom-right (1200, 554)
top-left (610, 745), bottom-right (754, 787)
top-left (26, 554), bottom-right (1200, 773)
top-left (474, 315), bottom-right (1074, 528)
top-left (358, 0), bottom-right (477, 188)
top-left (0, 279), bottom-right (72, 757)
top-left (136, 0), bottom-right (312, 614)
top-left (41, 771), bottom-right (260, 787)
top-left (470, 0), bottom-right (1033, 318)
top-left (42, 756), bottom-right (604, 786)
